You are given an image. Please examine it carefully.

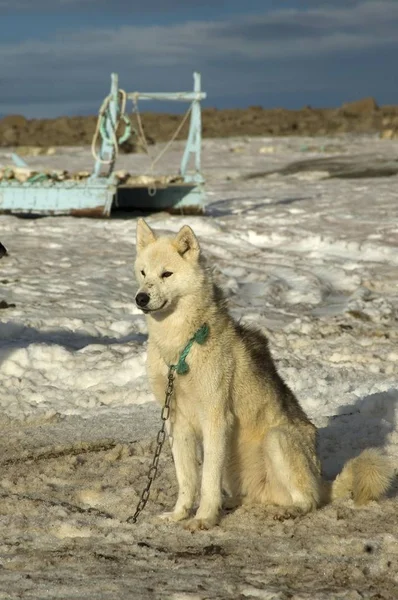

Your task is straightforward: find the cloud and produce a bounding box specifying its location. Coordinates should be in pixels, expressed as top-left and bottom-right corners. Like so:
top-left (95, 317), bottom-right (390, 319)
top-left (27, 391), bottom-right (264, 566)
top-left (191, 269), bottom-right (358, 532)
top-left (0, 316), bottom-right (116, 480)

top-left (1, 1), bottom-right (397, 116)
top-left (0, 0), bottom-right (218, 11)
top-left (301, 0), bottom-right (360, 6)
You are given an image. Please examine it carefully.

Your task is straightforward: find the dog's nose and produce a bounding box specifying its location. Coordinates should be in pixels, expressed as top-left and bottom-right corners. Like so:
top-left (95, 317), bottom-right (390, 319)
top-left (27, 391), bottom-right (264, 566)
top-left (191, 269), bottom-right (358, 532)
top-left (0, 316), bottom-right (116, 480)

top-left (136, 292), bottom-right (150, 308)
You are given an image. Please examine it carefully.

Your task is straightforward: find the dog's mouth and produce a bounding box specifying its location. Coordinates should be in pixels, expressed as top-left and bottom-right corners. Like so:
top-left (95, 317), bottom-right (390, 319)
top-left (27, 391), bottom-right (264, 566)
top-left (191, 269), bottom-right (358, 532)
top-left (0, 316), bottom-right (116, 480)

top-left (141, 300), bottom-right (167, 314)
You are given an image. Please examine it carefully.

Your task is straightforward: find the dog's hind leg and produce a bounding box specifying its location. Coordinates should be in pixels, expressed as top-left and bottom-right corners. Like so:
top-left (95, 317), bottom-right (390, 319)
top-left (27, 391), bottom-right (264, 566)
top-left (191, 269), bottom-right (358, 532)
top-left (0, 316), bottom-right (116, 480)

top-left (159, 418), bottom-right (199, 522)
top-left (262, 425), bottom-right (321, 518)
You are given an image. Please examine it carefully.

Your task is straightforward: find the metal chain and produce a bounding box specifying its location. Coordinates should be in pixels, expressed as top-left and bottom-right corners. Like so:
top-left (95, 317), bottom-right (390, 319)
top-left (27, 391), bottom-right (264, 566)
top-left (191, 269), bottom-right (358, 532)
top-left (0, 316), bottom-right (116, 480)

top-left (127, 366), bottom-right (175, 524)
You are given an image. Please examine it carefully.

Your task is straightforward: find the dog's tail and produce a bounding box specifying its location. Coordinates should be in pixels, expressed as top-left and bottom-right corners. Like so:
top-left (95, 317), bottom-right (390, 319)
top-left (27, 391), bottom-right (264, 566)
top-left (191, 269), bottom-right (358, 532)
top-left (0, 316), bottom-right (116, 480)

top-left (329, 449), bottom-right (394, 505)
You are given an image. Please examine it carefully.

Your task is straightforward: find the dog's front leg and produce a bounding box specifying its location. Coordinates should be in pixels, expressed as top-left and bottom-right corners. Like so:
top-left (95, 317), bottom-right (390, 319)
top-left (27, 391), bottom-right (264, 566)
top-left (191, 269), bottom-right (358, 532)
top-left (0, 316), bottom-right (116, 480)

top-left (185, 406), bottom-right (231, 531)
top-left (160, 418), bottom-right (198, 522)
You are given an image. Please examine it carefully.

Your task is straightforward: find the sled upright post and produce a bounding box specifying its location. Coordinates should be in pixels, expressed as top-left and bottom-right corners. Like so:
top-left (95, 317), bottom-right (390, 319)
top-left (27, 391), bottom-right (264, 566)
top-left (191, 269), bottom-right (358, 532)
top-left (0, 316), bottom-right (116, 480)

top-left (92, 72), bottom-right (120, 178)
top-left (180, 72), bottom-right (204, 185)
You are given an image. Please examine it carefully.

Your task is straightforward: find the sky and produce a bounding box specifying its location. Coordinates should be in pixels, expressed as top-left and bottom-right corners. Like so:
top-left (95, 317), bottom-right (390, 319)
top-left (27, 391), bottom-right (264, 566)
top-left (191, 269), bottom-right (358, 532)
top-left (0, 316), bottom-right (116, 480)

top-left (0, 0), bottom-right (397, 118)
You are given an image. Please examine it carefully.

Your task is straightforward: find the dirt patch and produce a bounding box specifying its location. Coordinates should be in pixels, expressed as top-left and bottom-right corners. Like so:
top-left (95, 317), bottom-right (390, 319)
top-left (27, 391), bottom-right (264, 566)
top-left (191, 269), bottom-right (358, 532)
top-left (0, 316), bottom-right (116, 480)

top-left (0, 409), bottom-right (397, 600)
top-left (244, 154), bottom-right (398, 181)
top-left (2, 97), bottom-right (398, 150)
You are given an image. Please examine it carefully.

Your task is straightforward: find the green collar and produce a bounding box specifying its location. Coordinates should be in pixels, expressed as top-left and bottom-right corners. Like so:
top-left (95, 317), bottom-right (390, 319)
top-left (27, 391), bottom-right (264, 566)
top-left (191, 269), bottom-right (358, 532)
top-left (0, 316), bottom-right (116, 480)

top-left (170, 323), bottom-right (209, 375)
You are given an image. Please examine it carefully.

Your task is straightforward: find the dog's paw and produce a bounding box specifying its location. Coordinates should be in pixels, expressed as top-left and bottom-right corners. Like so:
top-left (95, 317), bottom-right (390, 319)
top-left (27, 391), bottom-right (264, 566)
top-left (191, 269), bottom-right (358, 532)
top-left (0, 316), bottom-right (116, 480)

top-left (272, 507), bottom-right (304, 522)
top-left (183, 517), bottom-right (218, 532)
top-left (158, 510), bottom-right (189, 523)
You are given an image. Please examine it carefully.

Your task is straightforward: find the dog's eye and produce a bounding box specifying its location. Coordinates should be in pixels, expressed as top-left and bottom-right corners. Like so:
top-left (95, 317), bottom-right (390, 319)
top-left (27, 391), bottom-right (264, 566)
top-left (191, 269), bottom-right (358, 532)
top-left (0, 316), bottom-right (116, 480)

top-left (161, 271), bottom-right (173, 278)
top-left (141, 270), bottom-right (145, 277)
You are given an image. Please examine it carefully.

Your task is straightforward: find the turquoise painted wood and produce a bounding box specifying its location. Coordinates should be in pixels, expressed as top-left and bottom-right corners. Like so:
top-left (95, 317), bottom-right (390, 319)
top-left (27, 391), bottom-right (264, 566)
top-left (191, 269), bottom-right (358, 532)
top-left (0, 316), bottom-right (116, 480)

top-left (10, 153), bottom-right (29, 168)
top-left (0, 73), bottom-right (207, 217)
top-left (0, 178), bottom-right (116, 217)
top-left (93, 71), bottom-right (207, 213)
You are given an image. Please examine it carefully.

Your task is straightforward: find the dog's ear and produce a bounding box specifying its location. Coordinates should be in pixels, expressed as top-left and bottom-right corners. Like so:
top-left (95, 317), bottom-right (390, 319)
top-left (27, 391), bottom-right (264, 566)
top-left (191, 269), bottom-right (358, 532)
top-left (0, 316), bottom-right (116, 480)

top-left (136, 219), bottom-right (157, 253)
top-left (173, 225), bottom-right (200, 260)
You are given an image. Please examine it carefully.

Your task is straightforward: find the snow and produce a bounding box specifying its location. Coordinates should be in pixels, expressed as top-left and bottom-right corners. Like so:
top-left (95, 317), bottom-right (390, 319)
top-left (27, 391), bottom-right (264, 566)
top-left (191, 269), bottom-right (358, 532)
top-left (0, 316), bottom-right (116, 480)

top-left (0, 134), bottom-right (397, 598)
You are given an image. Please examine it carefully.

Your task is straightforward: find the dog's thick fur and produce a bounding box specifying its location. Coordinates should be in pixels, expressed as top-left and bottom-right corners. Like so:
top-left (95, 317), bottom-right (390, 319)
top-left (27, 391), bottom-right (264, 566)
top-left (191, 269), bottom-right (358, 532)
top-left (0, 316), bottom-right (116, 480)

top-left (135, 219), bottom-right (393, 530)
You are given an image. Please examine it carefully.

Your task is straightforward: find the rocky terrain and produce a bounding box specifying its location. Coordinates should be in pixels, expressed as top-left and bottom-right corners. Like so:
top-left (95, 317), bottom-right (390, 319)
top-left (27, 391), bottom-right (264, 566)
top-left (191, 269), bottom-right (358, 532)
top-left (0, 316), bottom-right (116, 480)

top-left (1, 97), bottom-right (398, 153)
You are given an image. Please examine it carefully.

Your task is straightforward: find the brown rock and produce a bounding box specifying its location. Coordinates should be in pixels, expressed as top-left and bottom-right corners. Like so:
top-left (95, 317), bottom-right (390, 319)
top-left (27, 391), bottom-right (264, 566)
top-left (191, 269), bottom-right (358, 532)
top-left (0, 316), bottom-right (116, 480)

top-left (340, 97), bottom-right (378, 116)
top-left (1, 127), bottom-right (19, 145)
top-left (380, 129), bottom-right (398, 140)
top-left (0, 114), bottom-right (28, 128)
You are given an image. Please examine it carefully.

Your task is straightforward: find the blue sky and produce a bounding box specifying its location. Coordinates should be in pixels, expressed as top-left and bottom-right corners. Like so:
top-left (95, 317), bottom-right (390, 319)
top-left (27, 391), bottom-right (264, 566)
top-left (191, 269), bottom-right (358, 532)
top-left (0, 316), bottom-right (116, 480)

top-left (0, 0), bottom-right (397, 118)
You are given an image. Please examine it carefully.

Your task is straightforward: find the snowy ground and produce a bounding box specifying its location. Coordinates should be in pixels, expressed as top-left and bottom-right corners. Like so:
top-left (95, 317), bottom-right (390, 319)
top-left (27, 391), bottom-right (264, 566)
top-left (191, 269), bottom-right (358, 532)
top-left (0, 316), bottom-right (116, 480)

top-left (0, 134), bottom-right (397, 599)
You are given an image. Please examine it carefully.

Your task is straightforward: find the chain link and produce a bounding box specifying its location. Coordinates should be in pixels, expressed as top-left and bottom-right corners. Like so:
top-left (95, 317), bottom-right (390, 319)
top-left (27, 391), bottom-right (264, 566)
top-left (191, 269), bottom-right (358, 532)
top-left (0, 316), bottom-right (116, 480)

top-left (127, 367), bottom-right (175, 524)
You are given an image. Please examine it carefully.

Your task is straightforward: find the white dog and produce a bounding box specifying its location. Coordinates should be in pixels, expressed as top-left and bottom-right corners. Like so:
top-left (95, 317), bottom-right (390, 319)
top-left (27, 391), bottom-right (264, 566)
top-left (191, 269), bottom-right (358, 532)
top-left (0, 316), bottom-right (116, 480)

top-left (134, 219), bottom-right (393, 531)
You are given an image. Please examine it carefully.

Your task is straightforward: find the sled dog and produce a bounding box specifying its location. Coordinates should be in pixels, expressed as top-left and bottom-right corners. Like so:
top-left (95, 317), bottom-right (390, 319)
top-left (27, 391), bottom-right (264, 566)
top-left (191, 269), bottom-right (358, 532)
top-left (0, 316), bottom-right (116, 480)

top-left (134, 219), bottom-right (393, 530)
